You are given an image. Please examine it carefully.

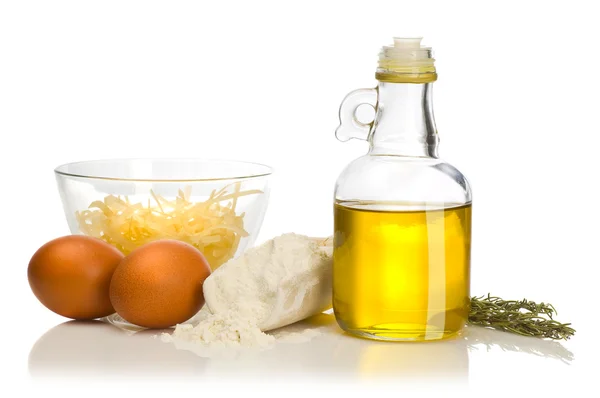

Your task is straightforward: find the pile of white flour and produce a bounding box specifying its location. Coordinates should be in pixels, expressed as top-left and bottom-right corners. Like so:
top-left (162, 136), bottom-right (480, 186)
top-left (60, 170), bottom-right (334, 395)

top-left (161, 234), bottom-right (333, 356)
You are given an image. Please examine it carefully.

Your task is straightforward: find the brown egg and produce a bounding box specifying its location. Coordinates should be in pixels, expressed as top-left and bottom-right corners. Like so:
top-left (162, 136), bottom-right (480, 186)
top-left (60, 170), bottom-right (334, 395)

top-left (28, 235), bottom-right (124, 320)
top-left (109, 240), bottom-right (211, 329)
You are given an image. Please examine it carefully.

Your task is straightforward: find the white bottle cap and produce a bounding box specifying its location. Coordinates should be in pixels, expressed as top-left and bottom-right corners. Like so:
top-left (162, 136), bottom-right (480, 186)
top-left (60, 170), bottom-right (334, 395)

top-left (377, 37), bottom-right (436, 82)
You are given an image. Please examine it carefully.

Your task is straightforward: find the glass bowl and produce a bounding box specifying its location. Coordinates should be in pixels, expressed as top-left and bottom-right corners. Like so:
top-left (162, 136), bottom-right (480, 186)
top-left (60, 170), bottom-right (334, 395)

top-left (55, 159), bottom-right (272, 270)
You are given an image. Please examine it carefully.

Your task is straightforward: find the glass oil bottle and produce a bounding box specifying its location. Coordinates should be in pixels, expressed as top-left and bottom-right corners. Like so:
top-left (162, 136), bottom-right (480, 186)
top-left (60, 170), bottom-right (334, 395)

top-left (333, 38), bottom-right (472, 341)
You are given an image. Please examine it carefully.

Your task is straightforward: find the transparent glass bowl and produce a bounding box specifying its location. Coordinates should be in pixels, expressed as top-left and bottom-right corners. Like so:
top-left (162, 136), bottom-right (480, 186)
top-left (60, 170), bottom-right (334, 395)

top-left (55, 159), bottom-right (272, 270)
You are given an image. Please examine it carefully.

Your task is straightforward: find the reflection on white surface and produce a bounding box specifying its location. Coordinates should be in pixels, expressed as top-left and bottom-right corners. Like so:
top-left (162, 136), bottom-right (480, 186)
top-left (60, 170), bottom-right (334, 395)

top-left (29, 320), bottom-right (207, 378)
top-left (29, 314), bottom-right (573, 381)
top-left (464, 325), bottom-right (574, 364)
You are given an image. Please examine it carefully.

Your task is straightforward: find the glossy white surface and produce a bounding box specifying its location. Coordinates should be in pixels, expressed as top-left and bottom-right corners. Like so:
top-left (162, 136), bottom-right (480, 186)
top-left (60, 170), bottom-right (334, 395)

top-left (2, 0), bottom-right (599, 396)
top-left (18, 310), bottom-right (589, 396)
top-left (28, 314), bottom-right (574, 381)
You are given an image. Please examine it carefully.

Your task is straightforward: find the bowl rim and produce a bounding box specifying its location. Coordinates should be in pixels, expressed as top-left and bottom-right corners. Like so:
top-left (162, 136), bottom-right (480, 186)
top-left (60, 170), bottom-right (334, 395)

top-left (54, 158), bottom-right (274, 182)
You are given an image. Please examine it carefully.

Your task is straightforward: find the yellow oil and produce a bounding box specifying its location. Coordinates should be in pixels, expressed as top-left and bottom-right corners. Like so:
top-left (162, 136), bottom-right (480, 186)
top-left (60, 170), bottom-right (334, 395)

top-left (333, 202), bottom-right (471, 341)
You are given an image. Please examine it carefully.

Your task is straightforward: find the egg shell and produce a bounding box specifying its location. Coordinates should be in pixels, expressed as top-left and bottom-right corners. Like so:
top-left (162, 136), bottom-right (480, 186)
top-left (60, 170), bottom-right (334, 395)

top-left (109, 240), bottom-right (211, 329)
top-left (28, 235), bottom-right (124, 320)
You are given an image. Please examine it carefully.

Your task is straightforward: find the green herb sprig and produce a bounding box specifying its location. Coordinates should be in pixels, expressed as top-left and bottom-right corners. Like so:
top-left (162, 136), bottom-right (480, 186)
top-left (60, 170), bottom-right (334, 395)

top-left (469, 294), bottom-right (575, 340)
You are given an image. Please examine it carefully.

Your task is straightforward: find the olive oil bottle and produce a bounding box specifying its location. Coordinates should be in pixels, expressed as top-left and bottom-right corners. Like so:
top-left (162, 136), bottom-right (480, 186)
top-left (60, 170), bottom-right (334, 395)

top-left (333, 38), bottom-right (472, 341)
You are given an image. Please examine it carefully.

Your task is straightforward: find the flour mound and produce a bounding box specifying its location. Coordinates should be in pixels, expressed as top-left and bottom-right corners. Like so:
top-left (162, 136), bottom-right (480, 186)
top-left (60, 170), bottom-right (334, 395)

top-left (161, 234), bottom-right (332, 357)
top-left (203, 233), bottom-right (332, 331)
top-left (162, 310), bottom-right (274, 349)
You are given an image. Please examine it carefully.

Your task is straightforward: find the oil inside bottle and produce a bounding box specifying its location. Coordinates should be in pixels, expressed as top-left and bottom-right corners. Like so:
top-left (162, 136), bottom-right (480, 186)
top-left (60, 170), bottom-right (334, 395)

top-left (333, 201), bottom-right (471, 341)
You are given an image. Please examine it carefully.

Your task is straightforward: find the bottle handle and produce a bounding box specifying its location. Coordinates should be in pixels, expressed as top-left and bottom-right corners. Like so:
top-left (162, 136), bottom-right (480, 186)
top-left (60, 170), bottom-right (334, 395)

top-left (335, 88), bottom-right (378, 142)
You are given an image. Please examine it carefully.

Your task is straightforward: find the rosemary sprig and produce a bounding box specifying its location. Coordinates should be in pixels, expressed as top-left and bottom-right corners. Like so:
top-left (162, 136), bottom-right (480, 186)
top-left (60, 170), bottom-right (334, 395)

top-left (469, 294), bottom-right (575, 340)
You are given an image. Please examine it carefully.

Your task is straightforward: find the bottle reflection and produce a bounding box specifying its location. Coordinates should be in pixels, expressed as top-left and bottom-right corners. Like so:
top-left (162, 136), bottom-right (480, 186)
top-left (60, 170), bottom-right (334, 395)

top-left (333, 323), bottom-right (573, 381)
top-left (358, 339), bottom-right (467, 379)
top-left (330, 325), bottom-right (469, 381)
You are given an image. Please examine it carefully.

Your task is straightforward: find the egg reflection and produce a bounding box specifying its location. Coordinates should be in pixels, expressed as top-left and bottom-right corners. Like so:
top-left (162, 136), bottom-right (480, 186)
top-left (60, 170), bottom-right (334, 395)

top-left (29, 320), bottom-right (206, 378)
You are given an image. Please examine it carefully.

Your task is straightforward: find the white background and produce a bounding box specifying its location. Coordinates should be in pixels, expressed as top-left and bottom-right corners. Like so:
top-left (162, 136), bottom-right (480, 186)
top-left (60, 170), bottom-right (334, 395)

top-left (1, 0), bottom-right (598, 396)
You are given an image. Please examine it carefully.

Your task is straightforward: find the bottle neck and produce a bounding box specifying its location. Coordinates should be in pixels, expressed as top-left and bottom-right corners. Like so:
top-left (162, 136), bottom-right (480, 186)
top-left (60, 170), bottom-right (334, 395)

top-left (369, 82), bottom-right (438, 158)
